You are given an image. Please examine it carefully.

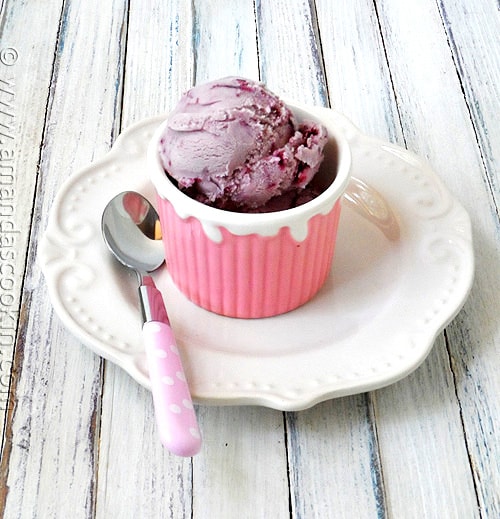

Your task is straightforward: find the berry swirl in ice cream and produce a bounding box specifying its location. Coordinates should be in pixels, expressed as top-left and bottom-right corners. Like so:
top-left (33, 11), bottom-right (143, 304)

top-left (158, 77), bottom-right (328, 212)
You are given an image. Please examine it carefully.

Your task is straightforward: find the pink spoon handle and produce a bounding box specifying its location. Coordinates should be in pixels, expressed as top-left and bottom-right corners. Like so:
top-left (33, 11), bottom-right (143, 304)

top-left (143, 320), bottom-right (202, 457)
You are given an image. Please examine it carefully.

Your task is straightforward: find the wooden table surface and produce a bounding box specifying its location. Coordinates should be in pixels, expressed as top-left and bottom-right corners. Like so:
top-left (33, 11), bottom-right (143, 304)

top-left (1, 1), bottom-right (499, 517)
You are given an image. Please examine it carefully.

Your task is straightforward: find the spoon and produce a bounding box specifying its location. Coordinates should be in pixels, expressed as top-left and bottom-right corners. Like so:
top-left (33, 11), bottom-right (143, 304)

top-left (101, 191), bottom-right (201, 457)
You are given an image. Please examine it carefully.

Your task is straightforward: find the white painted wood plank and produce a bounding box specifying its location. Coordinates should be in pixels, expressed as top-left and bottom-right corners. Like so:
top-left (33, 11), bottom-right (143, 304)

top-left (436, 0), bottom-right (500, 208)
top-left (193, 406), bottom-right (289, 519)
top-left (182, 3), bottom-right (290, 518)
top-left (95, 364), bottom-right (193, 519)
top-left (2, 0), bottom-right (129, 516)
top-left (431, 3), bottom-right (500, 511)
top-left (316, 2), bottom-right (481, 515)
top-left (315, 0), bottom-right (404, 143)
top-left (372, 0), bottom-right (499, 515)
top-left (191, 0), bottom-right (259, 84)
top-left (97, 2), bottom-right (290, 518)
top-left (375, 339), bottom-right (479, 518)
top-left (287, 395), bottom-right (386, 518)
top-left (1, 1), bottom-right (497, 518)
top-left (2, 328), bottom-right (102, 518)
top-left (120, 0), bottom-right (194, 124)
top-left (94, 3), bottom-right (197, 518)
top-left (256, 1), bottom-right (386, 517)
top-left (255, 0), bottom-right (328, 106)
top-left (0, 0), bottom-right (65, 450)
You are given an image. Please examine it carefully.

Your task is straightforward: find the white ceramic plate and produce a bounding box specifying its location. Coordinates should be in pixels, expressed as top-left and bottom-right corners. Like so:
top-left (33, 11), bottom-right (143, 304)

top-left (39, 108), bottom-right (474, 411)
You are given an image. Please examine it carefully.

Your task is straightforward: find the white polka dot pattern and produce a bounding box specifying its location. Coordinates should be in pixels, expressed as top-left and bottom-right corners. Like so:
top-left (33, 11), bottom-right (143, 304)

top-left (143, 320), bottom-right (202, 457)
top-left (189, 427), bottom-right (200, 439)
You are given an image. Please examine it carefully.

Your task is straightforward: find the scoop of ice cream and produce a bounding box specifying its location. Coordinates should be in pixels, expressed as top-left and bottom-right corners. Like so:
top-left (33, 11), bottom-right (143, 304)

top-left (158, 77), bottom-right (327, 211)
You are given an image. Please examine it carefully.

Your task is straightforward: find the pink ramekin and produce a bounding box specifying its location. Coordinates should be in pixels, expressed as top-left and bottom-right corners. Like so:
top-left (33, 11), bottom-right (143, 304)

top-left (148, 103), bottom-right (352, 318)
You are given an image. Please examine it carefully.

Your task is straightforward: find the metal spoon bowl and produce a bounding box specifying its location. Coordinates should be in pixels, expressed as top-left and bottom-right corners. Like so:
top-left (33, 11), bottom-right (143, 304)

top-left (101, 191), bottom-right (164, 272)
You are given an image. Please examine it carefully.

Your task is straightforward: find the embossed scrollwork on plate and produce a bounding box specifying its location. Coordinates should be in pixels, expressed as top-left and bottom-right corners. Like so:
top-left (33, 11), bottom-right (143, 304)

top-left (381, 144), bottom-right (453, 220)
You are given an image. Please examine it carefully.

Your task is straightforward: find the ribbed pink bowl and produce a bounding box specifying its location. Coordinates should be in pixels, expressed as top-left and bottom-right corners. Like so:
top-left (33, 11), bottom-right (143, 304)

top-left (149, 103), bottom-right (352, 318)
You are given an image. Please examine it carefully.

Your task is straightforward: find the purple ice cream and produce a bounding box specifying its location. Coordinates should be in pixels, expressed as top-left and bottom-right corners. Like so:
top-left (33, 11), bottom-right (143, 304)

top-left (158, 77), bottom-right (328, 211)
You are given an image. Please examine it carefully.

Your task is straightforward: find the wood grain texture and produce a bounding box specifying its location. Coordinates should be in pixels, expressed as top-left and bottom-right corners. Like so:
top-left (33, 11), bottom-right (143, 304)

top-left (431, 2), bottom-right (500, 512)
top-left (193, 406), bottom-right (289, 519)
top-left (315, 0), bottom-right (404, 142)
top-left (121, 0), bottom-right (194, 124)
top-left (176, 4), bottom-right (290, 517)
top-left (373, 0), bottom-right (499, 515)
top-left (192, 0), bottom-right (259, 84)
top-left (436, 0), bottom-right (500, 208)
top-left (96, 3), bottom-right (289, 518)
top-left (94, 2), bottom-right (197, 517)
top-left (320, 0), bottom-right (484, 513)
top-left (95, 364), bottom-right (193, 518)
top-left (287, 395), bottom-right (386, 518)
top-left (256, 2), bottom-right (387, 517)
top-left (0, 0), bottom-right (65, 449)
top-left (375, 339), bottom-right (479, 518)
top-left (256, 0), bottom-right (328, 105)
top-left (1, 0), bottom-right (498, 517)
top-left (1, 0), bottom-right (128, 516)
